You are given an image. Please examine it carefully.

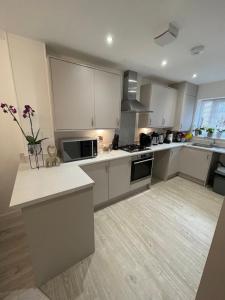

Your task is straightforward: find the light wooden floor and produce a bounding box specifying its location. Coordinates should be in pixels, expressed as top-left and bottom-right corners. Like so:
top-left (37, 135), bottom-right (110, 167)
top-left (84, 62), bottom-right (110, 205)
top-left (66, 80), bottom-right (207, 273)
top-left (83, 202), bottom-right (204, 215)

top-left (40, 177), bottom-right (223, 300)
top-left (0, 209), bottom-right (35, 300)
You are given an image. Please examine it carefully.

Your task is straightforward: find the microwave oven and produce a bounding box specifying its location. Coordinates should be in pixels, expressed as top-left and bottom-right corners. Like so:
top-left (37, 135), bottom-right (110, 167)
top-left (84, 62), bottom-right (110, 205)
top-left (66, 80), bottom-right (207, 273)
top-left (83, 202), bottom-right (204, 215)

top-left (60, 138), bottom-right (98, 162)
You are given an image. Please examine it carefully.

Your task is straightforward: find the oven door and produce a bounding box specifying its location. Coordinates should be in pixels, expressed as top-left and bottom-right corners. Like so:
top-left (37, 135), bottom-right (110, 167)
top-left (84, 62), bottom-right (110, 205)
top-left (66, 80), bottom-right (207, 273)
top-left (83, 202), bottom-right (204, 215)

top-left (131, 157), bottom-right (153, 182)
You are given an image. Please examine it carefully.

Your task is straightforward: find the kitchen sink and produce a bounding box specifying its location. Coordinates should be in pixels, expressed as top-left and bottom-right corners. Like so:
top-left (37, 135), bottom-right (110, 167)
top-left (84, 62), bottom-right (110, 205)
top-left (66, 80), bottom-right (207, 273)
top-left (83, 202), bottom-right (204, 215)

top-left (191, 143), bottom-right (214, 148)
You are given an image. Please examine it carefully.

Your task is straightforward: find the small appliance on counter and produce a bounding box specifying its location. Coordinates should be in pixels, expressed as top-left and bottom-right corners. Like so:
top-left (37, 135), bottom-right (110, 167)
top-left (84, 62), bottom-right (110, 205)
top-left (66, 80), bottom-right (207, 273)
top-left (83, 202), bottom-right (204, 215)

top-left (139, 133), bottom-right (152, 148)
top-left (164, 130), bottom-right (173, 144)
top-left (151, 132), bottom-right (159, 145)
top-left (173, 131), bottom-right (185, 142)
top-left (158, 133), bottom-right (164, 144)
top-left (60, 138), bottom-right (97, 162)
top-left (112, 133), bottom-right (119, 150)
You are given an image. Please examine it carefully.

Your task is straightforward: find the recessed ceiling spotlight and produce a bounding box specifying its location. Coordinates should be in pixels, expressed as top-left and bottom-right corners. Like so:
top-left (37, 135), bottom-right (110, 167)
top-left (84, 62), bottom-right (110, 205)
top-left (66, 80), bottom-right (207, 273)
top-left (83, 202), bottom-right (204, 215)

top-left (192, 73), bottom-right (198, 78)
top-left (161, 60), bottom-right (168, 67)
top-left (190, 45), bottom-right (205, 55)
top-left (106, 34), bottom-right (113, 45)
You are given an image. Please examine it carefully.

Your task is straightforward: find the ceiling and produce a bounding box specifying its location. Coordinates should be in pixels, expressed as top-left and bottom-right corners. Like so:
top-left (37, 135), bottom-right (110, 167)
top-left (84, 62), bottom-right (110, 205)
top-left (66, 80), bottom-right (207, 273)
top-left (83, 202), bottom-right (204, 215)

top-left (0, 0), bottom-right (225, 84)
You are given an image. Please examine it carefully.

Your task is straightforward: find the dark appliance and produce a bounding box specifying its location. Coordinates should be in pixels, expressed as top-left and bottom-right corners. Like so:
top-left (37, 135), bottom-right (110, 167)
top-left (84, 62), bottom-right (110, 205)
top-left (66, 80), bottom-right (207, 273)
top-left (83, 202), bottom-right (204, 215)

top-left (131, 153), bottom-right (154, 182)
top-left (213, 162), bottom-right (225, 195)
top-left (158, 133), bottom-right (164, 144)
top-left (60, 138), bottom-right (97, 162)
top-left (164, 130), bottom-right (173, 144)
top-left (112, 134), bottom-right (119, 150)
top-left (173, 131), bottom-right (183, 142)
top-left (151, 132), bottom-right (159, 145)
top-left (139, 133), bottom-right (152, 148)
top-left (120, 144), bottom-right (149, 153)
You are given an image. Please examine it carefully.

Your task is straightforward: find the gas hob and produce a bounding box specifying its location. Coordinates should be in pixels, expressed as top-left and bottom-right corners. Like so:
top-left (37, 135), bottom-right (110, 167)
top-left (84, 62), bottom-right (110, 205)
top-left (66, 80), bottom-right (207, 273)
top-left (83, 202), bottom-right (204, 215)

top-left (120, 144), bottom-right (151, 153)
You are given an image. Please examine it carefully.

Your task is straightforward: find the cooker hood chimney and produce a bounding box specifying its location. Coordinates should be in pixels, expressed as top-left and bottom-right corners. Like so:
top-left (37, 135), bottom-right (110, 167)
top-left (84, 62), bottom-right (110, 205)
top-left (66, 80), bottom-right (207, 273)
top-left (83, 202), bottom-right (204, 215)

top-left (121, 70), bottom-right (152, 113)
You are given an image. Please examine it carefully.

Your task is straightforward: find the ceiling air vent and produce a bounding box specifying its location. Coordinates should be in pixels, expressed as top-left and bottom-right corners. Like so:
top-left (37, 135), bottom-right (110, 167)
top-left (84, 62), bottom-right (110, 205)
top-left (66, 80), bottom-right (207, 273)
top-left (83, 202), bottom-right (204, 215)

top-left (154, 23), bottom-right (179, 47)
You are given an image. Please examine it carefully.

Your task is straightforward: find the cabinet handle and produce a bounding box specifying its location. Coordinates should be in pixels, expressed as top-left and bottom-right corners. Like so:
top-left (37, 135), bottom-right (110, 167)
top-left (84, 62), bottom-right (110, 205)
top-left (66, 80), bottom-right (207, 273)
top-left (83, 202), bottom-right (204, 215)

top-left (91, 118), bottom-right (94, 127)
top-left (180, 123), bottom-right (182, 130)
top-left (117, 117), bottom-right (120, 128)
top-left (162, 118), bottom-right (165, 125)
top-left (105, 164), bottom-right (109, 173)
top-left (149, 118), bottom-right (151, 126)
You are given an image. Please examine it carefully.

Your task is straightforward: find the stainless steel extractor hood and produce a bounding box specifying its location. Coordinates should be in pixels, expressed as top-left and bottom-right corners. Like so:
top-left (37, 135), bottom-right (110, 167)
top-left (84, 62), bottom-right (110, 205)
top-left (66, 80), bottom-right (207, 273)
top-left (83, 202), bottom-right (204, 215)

top-left (121, 70), bottom-right (152, 113)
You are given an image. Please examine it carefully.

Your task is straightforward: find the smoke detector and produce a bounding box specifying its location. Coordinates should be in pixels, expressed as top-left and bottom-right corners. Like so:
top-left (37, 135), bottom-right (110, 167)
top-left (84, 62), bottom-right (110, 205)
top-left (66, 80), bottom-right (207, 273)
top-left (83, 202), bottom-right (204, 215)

top-left (154, 23), bottom-right (179, 47)
top-left (190, 45), bottom-right (205, 55)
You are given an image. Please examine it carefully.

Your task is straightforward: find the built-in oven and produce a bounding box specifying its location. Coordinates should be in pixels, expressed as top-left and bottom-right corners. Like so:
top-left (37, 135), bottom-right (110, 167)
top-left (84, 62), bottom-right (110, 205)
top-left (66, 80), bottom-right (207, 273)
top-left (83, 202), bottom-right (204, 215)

top-left (60, 138), bottom-right (97, 162)
top-left (130, 153), bottom-right (154, 183)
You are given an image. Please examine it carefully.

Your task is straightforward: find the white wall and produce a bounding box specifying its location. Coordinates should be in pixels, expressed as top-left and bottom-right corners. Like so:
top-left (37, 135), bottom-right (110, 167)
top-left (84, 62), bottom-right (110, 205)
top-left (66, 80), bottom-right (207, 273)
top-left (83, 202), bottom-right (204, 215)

top-left (197, 80), bottom-right (225, 100)
top-left (7, 33), bottom-right (54, 152)
top-left (0, 30), bottom-right (24, 212)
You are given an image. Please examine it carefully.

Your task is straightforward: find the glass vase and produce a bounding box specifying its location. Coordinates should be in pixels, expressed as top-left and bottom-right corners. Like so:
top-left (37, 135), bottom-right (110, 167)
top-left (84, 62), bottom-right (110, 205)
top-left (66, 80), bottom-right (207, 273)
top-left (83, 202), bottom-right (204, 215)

top-left (28, 143), bottom-right (44, 169)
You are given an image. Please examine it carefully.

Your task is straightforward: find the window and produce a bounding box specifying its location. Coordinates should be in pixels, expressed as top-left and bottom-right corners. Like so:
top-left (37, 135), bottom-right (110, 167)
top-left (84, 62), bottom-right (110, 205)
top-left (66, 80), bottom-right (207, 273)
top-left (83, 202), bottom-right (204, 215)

top-left (194, 98), bottom-right (225, 136)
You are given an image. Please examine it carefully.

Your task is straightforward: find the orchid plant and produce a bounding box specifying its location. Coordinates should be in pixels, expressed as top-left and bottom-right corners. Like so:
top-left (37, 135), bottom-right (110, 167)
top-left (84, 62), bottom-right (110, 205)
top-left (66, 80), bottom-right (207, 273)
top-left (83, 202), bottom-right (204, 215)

top-left (0, 102), bottom-right (47, 145)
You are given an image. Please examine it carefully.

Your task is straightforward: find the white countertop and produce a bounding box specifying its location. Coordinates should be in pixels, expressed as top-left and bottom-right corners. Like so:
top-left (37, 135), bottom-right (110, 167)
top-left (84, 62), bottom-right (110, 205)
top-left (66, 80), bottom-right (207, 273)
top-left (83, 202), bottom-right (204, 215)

top-left (10, 162), bottom-right (94, 208)
top-left (10, 142), bottom-right (225, 208)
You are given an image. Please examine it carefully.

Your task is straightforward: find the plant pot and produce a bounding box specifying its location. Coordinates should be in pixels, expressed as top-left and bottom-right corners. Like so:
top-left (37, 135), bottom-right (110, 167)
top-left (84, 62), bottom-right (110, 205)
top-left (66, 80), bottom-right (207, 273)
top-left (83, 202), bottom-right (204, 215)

top-left (195, 129), bottom-right (200, 136)
top-left (207, 132), bottom-right (213, 138)
top-left (28, 143), bottom-right (42, 155)
top-left (28, 143), bottom-right (44, 169)
top-left (216, 132), bottom-right (222, 139)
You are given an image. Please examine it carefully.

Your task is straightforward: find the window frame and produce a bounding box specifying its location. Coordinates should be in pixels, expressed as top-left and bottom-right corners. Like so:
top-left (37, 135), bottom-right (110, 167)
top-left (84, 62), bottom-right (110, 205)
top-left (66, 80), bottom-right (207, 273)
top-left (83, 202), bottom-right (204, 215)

top-left (193, 97), bottom-right (225, 139)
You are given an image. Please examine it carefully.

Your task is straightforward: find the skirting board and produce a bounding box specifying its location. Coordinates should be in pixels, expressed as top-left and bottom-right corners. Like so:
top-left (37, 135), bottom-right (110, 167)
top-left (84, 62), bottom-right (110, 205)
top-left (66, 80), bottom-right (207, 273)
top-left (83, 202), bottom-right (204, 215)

top-left (178, 172), bottom-right (205, 186)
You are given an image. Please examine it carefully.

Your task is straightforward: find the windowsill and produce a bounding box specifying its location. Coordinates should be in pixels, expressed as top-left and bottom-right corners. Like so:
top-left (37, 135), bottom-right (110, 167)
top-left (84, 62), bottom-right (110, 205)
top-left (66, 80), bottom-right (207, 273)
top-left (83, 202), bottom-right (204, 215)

top-left (192, 136), bottom-right (225, 147)
top-left (193, 135), bottom-right (225, 141)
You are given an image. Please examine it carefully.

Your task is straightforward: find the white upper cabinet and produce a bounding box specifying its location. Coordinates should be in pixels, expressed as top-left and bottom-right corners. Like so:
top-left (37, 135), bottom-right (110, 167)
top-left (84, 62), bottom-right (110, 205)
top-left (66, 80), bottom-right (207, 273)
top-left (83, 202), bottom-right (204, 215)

top-left (49, 58), bottom-right (121, 130)
top-left (138, 83), bottom-right (177, 128)
top-left (171, 82), bottom-right (198, 131)
top-left (179, 94), bottom-right (196, 131)
top-left (163, 87), bottom-right (177, 127)
top-left (94, 70), bottom-right (121, 129)
top-left (50, 58), bottom-right (94, 130)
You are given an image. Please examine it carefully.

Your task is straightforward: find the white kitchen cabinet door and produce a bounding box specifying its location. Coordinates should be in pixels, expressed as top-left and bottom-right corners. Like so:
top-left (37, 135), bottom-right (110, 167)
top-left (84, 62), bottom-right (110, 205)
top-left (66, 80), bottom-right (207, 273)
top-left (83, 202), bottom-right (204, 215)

top-left (81, 162), bottom-right (108, 207)
top-left (94, 70), bottom-right (121, 129)
top-left (150, 84), bottom-right (166, 127)
top-left (167, 147), bottom-right (181, 178)
top-left (163, 88), bottom-right (177, 127)
top-left (179, 94), bottom-right (196, 131)
top-left (179, 147), bottom-right (212, 183)
top-left (171, 82), bottom-right (197, 131)
top-left (109, 157), bottom-right (131, 199)
top-left (50, 58), bottom-right (94, 130)
top-left (139, 84), bottom-right (177, 128)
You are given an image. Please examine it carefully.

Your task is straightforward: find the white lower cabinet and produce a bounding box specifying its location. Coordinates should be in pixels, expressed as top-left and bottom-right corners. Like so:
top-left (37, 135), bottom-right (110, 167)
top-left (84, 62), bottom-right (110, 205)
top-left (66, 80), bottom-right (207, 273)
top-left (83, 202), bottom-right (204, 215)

top-left (82, 157), bottom-right (131, 207)
top-left (167, 147), bottom-right (181, 178)
top-left (81, 162), bottom-right (108, 206)
top-left (179, 147), bottom-right (212, 183)
top-left (108, 157), bottom-right (131, 199)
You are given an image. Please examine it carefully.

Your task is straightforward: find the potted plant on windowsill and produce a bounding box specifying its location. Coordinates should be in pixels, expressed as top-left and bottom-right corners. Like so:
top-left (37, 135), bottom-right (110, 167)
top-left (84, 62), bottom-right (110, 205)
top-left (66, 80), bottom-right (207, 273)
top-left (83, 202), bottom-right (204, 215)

top-left (216, 128), bottom-right (225, 139)
top-left (0, 102), bottom-right (47, 169)
top-left (206, 128), bottom-right (215, 138)
top-left (194, 127), bottom-right (204, 136)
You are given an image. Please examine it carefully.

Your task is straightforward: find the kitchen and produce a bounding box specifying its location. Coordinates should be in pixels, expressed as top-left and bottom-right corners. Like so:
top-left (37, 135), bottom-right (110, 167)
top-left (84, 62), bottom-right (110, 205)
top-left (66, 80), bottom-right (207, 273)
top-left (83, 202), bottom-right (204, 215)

top-left (1, 1), bottom-right (225, 300)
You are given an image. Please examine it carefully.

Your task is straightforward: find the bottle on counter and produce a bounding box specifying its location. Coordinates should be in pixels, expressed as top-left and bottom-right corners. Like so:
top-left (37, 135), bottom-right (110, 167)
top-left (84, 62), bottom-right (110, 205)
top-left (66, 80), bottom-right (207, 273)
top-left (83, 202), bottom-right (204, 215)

top-left (97, 135), bottom-right (104, 153)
